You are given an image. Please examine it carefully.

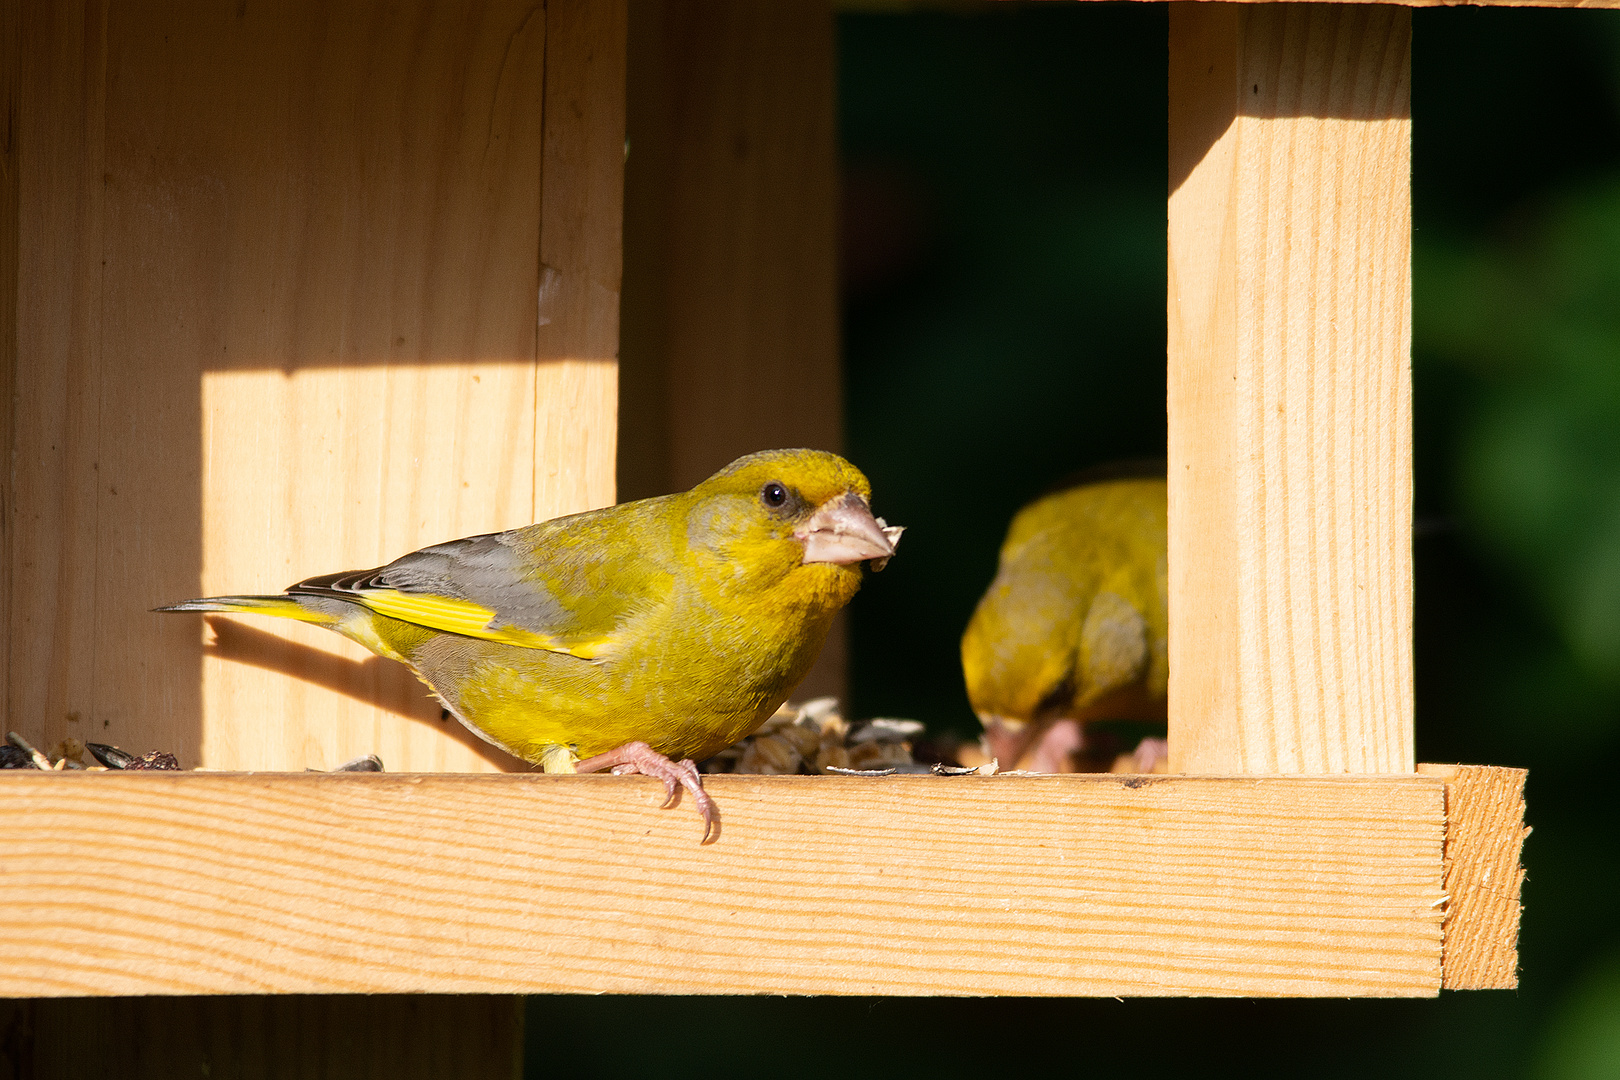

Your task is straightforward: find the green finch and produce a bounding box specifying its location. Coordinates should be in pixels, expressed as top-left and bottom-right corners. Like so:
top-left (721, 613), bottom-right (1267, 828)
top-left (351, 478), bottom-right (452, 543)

top-left (160, 449), bottom-right (902, 841)
top-left (961, 467), bottom-right (1166, 773)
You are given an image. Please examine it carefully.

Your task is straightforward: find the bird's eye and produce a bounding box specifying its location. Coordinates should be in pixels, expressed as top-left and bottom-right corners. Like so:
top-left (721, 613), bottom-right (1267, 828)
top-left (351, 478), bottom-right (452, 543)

top-left (761, 482), bottom-right (789, 509)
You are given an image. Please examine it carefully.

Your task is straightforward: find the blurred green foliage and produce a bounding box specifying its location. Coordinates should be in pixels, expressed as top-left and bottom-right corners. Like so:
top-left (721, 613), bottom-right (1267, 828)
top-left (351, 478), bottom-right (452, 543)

top-left (839, 4), bottom-right (1168, 733)
top-left (1421, 183), bottom-right (1620, 687)
top-left (527, 6), bottom-right (1620, 1077)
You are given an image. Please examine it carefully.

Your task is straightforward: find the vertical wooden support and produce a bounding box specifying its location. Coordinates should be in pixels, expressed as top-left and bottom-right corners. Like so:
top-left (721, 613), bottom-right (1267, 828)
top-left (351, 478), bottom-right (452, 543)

top-left (620, 0), bottom-right (844, 697)
top-left (1167, 3), bottom-right (1413, 774)
top-left (6, 0), bottom-right (625, 773)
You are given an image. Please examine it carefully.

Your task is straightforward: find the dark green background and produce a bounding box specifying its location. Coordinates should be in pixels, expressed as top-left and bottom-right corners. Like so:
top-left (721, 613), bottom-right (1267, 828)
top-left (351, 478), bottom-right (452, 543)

top-left (526, 6), bottom-right (1620, 1076)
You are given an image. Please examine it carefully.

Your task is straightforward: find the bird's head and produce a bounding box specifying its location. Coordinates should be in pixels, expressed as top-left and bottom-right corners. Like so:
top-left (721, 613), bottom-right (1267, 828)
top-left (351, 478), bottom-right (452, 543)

top-left (685, 449), bottom-right (903, 602)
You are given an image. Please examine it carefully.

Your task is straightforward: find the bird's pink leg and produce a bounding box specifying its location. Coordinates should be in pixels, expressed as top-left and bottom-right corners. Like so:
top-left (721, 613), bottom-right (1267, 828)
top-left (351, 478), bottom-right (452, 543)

top-left (984, 717), bottom-right (1082, 773)
top-left (1026, 719), bottom-right (1083, 773)
top-left (575, 741), bottom-right (718, 844)
top-left (1132, 736), bottom-right (1169, 774)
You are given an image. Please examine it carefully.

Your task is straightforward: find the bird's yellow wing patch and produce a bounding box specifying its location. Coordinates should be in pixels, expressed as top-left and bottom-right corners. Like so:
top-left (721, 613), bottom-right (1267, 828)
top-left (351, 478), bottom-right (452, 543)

top-left (355, 589), bottom-right (614, 659)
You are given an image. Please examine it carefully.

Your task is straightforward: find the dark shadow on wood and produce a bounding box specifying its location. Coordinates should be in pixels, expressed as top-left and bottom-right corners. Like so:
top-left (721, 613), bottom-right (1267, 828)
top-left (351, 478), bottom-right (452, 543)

top-left (204, 617), bottom-right (532, 773)
top-left (1169, 4), bottom-right (1411, 195)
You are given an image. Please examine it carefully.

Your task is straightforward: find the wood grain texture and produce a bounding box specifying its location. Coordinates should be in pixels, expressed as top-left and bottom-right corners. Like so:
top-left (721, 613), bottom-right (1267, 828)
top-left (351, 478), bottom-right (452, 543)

top-left (0, 772), bottom-right (1444, 997)
top-left (535, 0), bottom-right (626, 520)
top-left (144, 2), bottom-right (550, 775)
top-left (0, 996), bottom-right (523, 1080)
top-left (620, 0), bottom-right (839, 496)
top-left (9, 0), bottom-right (117, 766)
top-left (0, 0), bottom-right (16, 744)
top-left (1420, 764), bottom-right (1528, 990)
top-left (619, 0), bottom-right (846, 699)
top-left (9, 1), bottom-right (626, 774)
top-left (1168, 3), bottom-right (1414, 775)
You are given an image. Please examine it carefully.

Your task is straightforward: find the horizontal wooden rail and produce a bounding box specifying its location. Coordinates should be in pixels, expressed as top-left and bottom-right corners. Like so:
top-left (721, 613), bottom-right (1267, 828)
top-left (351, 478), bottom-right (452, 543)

top-left (0, 768), bottom-right (1522, 997)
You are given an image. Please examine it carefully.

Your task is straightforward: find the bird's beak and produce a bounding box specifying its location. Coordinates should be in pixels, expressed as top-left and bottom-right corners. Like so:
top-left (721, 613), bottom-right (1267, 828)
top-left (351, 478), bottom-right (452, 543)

top-left (796, 493), bottom-right (904, 569)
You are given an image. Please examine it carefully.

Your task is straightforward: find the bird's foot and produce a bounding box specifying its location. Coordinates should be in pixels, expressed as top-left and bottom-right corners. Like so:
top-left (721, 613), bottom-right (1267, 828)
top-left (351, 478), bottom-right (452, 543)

top-left (1026, 719), bottom-right (1083, 773)
top-left (1132, 736), bottom-right (1169, 774)
top-left (984, 717), bottom-right (1084, 773)
top-left (575, 741), bottom-right (718, 844)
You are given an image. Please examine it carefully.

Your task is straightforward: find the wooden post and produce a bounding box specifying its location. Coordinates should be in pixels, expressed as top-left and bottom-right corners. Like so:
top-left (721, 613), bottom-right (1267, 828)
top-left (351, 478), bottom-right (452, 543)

top-left (619, 0), bottom-right (846, 699)
top-left (1167, 3), bottom-right (1414, 774)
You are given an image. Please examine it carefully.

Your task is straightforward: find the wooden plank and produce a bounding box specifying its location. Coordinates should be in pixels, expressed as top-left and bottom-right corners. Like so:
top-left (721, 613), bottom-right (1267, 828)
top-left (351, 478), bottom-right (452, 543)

top-left (0, 772), bottom-right (1445, 997)
top-left (159, 2), bottom-right (549, 774)
top-left (1420, 764), bottom-right (1528, 990)
top-left (6, 1), bottom-right (629, 774)
top-left (535, 0), bottom-right (625, 519)
top-left (619, 0), bottom-right (844, 698)
top-left (1167, 3), bottom-right (1414, 775)
top-left (0, 996), bottom-right (523, 1080)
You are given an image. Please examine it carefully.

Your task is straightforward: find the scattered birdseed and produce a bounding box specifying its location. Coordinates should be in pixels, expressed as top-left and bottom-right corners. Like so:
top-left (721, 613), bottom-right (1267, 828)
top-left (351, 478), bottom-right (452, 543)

top-left (6, 732), bottom-right (52, 770)
top-left (702, 698), bottom-right (925, 776)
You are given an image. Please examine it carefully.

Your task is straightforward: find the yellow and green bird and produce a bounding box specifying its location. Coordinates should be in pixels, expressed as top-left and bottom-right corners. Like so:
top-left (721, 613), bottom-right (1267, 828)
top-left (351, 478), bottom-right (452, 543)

top-left (961, 466), bottom-right (1166, 773)
top-left (159, 449), bottom-right (901, 841)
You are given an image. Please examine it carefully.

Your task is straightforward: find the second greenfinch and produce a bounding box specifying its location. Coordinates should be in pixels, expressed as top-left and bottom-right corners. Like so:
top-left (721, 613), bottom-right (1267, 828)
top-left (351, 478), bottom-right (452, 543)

top-left (159, 449), bottom-right (902, 840)
top-left (961, 468), bottom-right (1166, 772)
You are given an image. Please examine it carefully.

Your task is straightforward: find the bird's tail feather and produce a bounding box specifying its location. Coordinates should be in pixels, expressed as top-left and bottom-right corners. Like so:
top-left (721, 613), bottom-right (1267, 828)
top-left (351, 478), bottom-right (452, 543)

top-left (153, 595), bottom-right (341, 627)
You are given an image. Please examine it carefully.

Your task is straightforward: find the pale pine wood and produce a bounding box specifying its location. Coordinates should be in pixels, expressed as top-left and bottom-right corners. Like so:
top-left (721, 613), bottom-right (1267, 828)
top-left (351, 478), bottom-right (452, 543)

top-left (620, 0), bottom-right (846, 699)
top-left (1168, 3), bottom-right (1414, 775)
top-left (7, 1), bottom-right (626, 774)
top-left (136, 1), bottom-right (548, 773)
top-left (1420, 764), bottom-right (1528, 990)
top-left (198, 368), bottom-right (539, 773)
top-left (0, 772), bottom-right (1444, 997)
top-left (0, 996), bottom-right (523, 1080)
top-left (535, 0), bottom-right (626, 519)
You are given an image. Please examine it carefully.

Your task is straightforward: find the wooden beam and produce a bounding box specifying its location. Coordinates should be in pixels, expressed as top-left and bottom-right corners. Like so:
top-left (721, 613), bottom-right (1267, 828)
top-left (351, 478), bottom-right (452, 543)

top-left (619, 0), bottom-right (846, 699)
top-left (0, 771), bottom-right (1447, 998)
top-left (1421, 764), bottom-right (1528, 990)
top-left (1167, 3), bottom-right (1414, 774)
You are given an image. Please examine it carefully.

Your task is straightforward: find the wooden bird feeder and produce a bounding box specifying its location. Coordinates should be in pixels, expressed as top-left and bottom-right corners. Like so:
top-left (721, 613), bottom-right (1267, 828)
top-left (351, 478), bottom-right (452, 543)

top-left (0, 0), bottom-right (1576, 1066)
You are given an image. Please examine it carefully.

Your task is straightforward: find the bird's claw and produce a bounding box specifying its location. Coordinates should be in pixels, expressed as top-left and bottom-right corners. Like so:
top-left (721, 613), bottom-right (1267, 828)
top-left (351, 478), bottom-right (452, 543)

top-left (1133, 736), bottom-right (1169, 774)
top-left (578, 741), bottom-right (719, 844)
